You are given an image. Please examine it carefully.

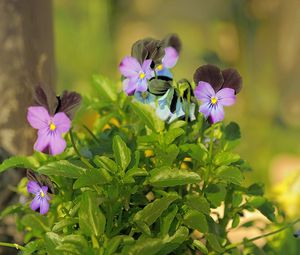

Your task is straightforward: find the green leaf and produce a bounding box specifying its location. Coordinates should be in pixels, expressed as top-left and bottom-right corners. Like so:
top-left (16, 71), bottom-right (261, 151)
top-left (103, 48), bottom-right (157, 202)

top-left (123, 167), bottom-right (148, 183)
top-left (52, 218), bottom-right (79, 232)
top-left (92, 75), bottom-right (117, 102)
top-left (156, 144), bottom-right (179, 166)
top-left (106, 235), bottom-right (133, 255)
top-left (180, 144), bottom-right (208, 162)
top-left (21, 214), bottom-right (50, 233)
top-left (206, 233), bottom-right (224, 253)
top-left (37, 160), bottom-right (86, 178)
top-left (45, 232), bottom-right (63, 255)
top-left (213, 151), bottom-right (240, 166)
top-left (113, 135), bottom-right (131, 172)
top-left (133, 192), bottom-right (180, 227)
top-left (216, 166), bottom-right (244, 185)
top-left (256, 200), bottom-right (276, 221)
top-left (164, 128), bottom-right (185, 145)
top-left (79, 191), bottom-right (106, 236)
top-left (183, 209), bottom-right (208, 233)
top-left (160, 204), bottom-right (178, 236)
top-left (0, 155), bottom-right (40, 173)
top-left (73, 168), bottom-right (112, 189)
top-left (205, 183), bottom-right (226, 208)
top-left (23, 240), bottom-right (43, 255)
top-left (224, 122), bottom-right (241, 140)
top-left (246, 183), bottom-right (264, 196)
top-left (192, 240), bottom-right (208, 254)
top-left (186, 194), bottom-right (210, 214)
top-left (122, 237), bottom-right (164, 255)
top-left (93, 155), bottom-right (118, 174)
top-left (148, 167), bottom-right (201, 187)
top-left (131, 101), bottom-right (164, 132)
top-left (232, 214), bottom-right (240, 228)
top-left (56, 235), bottom-right (89, 255)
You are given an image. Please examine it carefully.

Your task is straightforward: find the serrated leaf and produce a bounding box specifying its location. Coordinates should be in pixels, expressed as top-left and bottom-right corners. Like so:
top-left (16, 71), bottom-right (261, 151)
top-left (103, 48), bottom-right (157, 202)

top-left (73, 168), bottom-right (112, 189)
top-left (0, 156), bottom-right (40, 173)
top-left (186, 194), bottom-right (210, 214)
top-left (37, 160), bottom-right (86, 178)
top-left (216, 166), bottom-right (243, 185)
top-left (113, 135), bottom-right (131, 172)
top-left (213, 151), bottom-right (240, 166)
top-left (183, 209), bottom-right (208, 233)
top-left (133, 193), bottom-right (180, 227)
top-left (79, 191), bottom-right (106, 236)
top-left (148, 167), bottom-right (201, 187)
top-left (131, 101), bottom-right (164, 132)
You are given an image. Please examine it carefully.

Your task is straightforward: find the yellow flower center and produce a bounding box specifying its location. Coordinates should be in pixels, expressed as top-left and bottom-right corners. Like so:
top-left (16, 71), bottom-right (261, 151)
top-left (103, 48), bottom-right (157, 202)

top-left (49, 122), bottom-right (56, 131)
top-left (40, 190), bottom-right (45, 198)
top-left (139, 72), bottom-right (146, 79)
top-left (156, 64), bottom-right (163, 71)
top-left (211, 97), bottom-right (218, 105)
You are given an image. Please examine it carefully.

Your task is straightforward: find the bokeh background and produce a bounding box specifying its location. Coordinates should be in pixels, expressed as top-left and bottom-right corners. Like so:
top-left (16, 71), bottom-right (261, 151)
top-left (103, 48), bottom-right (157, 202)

top-left (54, 0), bottom-right (300, 211)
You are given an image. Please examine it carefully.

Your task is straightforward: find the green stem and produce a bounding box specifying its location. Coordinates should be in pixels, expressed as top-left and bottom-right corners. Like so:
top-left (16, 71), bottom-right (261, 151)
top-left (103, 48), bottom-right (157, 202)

top-left (83, 124), bottom-right (101, 144)
top-left (225, 218), bottom-right (300, 251)
top-left (0, 242), bottom-right (25, 250)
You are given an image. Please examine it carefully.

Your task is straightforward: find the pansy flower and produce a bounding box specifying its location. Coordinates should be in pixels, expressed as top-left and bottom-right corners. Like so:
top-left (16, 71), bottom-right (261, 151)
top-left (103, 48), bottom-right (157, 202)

top-left (119, 57), bottom-right (154, 95)
top-left (27, 180), bottom-right (51, 215)
top-left (155, 47), bottom-right (179, 79)
top-left (193, 65), bottom-right (242, 123)
top-left (27, 106), bottom-right (71, 155)
top-left (134, 91), bottom-right (156, 108)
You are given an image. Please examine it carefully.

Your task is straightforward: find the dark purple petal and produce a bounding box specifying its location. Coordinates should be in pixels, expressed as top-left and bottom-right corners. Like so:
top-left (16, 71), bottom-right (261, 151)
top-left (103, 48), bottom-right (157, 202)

top-left (27, 181), bottom-right (41, 195)
top-left (193, 65), bottom-right (224, 92)
top-left (39, 198), bottom-right (49, 215)
top-left (123, 78), bottom-right (137, 95)
top-left (27, 106), bottom-right (50, 130)
top-left (53, 112), bottom-right (71, 134)
top-left (30, 196), bottom-right (41, 211)
top-left (57, 91), bottom-right (82, 119)
top-left (119, 56), bottom-right (141, 78)
top-left (34, 128), bottom-right (51, 152)
top-left (194, 81), bottom-right (215, 102)
top-left (199, 102), bottom-right (212, 118)
top-left (163, 34), bottom-right (182, 53)
top-left (216, 88), bottom-right (236, 106)
top-left (210, 105), bottom-right (225, 123)
top-left (221, 68), bottom-right (242, 94)
top-left (34, 85), bottom-right (58, 116)
top-left (49, 133), bottom-right (67, 155)
top-left (162, 47), bottom-right (178, 69)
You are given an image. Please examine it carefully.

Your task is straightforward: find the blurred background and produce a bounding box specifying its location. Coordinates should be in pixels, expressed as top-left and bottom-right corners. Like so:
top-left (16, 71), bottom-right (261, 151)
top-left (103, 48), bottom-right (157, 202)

top-left (0, 0), bottom-right (300, 253)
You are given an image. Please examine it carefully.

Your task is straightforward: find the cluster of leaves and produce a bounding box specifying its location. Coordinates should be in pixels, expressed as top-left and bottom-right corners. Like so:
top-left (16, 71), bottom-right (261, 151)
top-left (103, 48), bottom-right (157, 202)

top-left (0, 77), bottom-right (278, 255)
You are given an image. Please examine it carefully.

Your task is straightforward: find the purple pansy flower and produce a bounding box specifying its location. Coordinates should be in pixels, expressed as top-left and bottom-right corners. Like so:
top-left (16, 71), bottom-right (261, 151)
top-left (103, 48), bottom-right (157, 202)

top-left (195, 81), bottom-right (236, 123)
top-left (27, 106), bottom-right (71, 155)
top-left (119, 56), bottom-right (154, 95)
top-left (155, 47), bottom-right (178, 78)
top-left (27, 180), bottom-right (51, 215)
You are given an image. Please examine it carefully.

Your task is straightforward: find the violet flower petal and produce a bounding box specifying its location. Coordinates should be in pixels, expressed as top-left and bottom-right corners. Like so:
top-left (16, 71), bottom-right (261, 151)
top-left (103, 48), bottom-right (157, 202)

top-left (27, 181), bottom-right (41, 195)
top-left (119, 56), bottom-right (141, 78)
top-left (34, 128), bottom-right (51, 152)
top-left (199, 102), bottom-right (212, 118)
top-left (194, 81), bottom-right (215, 102)
top-left (53, 112), bottom-right (71, 133)
top-left (30, 196), bottom-right (40, 211)
top-left (27, 106), bottom-right (50, 129)
top-left (123, 78), bottom-right (137, 95)
top-left (142, 59), bottom-right (154, 79)
top-left (136, 79), bottom-right (148, 92)
top-left (210, 105), bottom-right (225, 123)
top-left (216, 88), bottom-right (236, 106)
top-left (49, 133), bottom-right (67, 156)
top-left (39, 198), bottom-right (49, 215)
top-left (162, 47), bottom-right (178, 69)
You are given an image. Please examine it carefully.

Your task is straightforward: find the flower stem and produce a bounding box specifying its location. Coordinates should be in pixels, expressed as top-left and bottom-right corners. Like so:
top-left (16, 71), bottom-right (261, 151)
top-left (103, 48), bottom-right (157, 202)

top-left (0, 242), bottom-right (25, 250)
top-left (225, 218), bottom-right (300, 251)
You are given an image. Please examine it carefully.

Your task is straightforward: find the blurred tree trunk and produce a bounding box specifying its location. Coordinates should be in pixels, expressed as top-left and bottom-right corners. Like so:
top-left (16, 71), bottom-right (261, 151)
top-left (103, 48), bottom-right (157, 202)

top-left (0, 0), bottom-right (55, 155)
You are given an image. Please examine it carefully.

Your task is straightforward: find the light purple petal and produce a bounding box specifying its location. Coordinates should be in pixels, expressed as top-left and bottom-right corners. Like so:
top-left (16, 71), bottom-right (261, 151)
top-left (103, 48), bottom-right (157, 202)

top-left (136, 79), bottom-right (148, 92)
top-left (49, 133), bottom-right (67, 155)
top-left (119, 56), bottom-right (141, 78)
top-left (194, 81), bottom-right (215, 102)
top-left (216, 88), bottom-right (236, 106)
top-left (162, 47), bottom-right (178, 69)
top-left (41, 186), bottom-right (51, 200)
top-left (34, 128), bottom-right (51, 152)
top-left (199, 102), bottom-right (212, 118)
top-left (30, 196), bottom-right (41, 211)
top-left (210, 105), bottom-right (225, 123)
top-left (141, 59), bottom-right (154, 79)
top-left (123, 78), bottom-right (137, 95)
top-left (27, 106), bottom-right (50, 129)
top-left (53, 112), bottom-right (71, 133)
top-left (39, 198), bottom-right (49, 215)
top-left (27, 181), bottom-right (41, 195)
